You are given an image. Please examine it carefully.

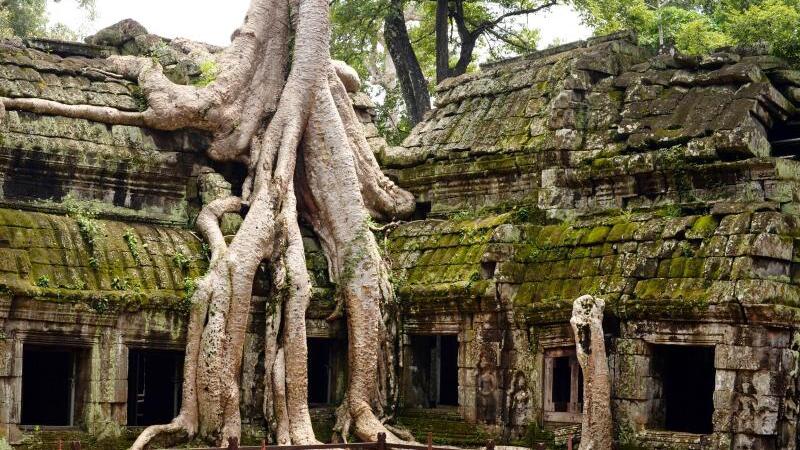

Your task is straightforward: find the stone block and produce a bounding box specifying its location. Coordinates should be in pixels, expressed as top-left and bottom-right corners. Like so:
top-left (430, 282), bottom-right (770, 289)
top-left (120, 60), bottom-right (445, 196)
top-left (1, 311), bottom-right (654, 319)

top-left (716, 345), bottom-right (759, 370)
top-left (750, 233), bottom-right (793, 261)
top-left (717, 213), bottom-right (752, 235)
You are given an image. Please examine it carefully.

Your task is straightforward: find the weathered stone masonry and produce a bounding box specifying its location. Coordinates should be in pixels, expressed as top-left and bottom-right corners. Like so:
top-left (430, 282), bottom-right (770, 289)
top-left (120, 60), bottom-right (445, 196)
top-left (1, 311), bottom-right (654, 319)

top-left (3, 28), bottom-right (800, 449)
top-left (383, 32), bottom-right (800, 449)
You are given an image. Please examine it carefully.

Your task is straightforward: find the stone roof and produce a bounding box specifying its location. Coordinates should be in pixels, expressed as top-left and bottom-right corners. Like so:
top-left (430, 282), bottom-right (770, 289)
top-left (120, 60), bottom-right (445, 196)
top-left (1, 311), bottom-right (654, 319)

top-left (384, 32), bottom-right (800, 218)
top-left (0, 207), bottom-right (205, 313)
top-left (0, 40), bottom-right (206, 225)
top-left (385, 33), bottom-right (800, 324)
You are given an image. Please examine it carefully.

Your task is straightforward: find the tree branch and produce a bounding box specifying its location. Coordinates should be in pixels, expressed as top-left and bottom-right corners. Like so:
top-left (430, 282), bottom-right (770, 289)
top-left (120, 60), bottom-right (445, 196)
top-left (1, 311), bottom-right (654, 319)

top-left (471, 1), bottom-right (557, 37)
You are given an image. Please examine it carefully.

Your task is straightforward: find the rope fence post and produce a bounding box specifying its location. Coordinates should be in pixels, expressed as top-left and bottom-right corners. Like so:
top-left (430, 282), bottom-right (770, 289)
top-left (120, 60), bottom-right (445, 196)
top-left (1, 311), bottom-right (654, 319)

top-left (377, 432), bottom-right (387, 450)
top-left (227, 437), bottom-right (239, 450)
top-left (567, 434), bottom-right (573, 450)
top-left (486, 439), bottom-right (495, 450)
top-left (426, 432), bottom-right (432, 450)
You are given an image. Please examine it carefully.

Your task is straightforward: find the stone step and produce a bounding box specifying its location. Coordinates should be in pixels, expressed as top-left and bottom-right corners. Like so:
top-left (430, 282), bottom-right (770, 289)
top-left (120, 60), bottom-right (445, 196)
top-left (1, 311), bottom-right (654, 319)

top-left (396, 409), bottom-right (492, 447)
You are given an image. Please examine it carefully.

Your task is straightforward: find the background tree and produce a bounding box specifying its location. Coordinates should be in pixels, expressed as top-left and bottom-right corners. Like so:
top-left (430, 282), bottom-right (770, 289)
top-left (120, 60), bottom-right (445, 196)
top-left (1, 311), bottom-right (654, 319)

top-left (573, 0), bottom-right (800, 62)
top-left (333, 0), bottom-right (556, 131)
top-left (0, 0), bottom-right (95, 40)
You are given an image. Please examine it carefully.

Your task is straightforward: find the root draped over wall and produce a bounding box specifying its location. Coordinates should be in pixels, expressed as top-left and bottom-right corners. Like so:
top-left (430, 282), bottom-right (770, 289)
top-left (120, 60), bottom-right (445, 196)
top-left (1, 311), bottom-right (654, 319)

top-left (1, 0), bottom-right (416, 447)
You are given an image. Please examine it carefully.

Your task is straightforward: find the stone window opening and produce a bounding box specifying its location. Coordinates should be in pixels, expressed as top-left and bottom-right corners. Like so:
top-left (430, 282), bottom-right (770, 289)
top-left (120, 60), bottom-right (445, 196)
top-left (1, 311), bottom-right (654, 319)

top-left (413, 201), bottom-right (432, 220)
top-left (650, 344), bottom-right (714, 435)
top-left (769, 118), bottom-right (800, 158)
top-left (407, 334), bottom-right (459, 408)
top-left (21, 345), bottom-right (89, 427)
top-left (308, 338), bottom-right (334, 405)
top-left (543, 348), bottom-right (583, 423)
top-left (480, 261), bottom-right (497, 279)
top-left (127, 349), bottom-right (184, 426)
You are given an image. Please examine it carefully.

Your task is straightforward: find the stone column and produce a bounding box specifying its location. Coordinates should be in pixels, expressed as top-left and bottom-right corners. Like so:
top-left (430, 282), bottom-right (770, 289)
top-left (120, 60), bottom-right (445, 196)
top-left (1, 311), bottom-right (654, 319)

top-left (570, 295), bottom-right (612, 450)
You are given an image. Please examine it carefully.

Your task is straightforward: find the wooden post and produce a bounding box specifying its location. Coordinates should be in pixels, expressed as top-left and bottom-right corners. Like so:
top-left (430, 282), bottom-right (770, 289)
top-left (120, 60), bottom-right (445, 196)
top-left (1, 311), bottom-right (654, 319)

top-left (536, 443), bottom-right (545, 450)
top-left (261, 439), bottom-right (266, 450)
top-left (57, 439), bottom-right (62, 450)
top-left (567, 434), bottom-right (573, 450)
top-left (228, 437), bottom-right (239, 450)
top-left (71, 441), bottom-right (81, 450)
top-left (427, 432), bottom-right (432, 450)
top-left (377, 432), bottom-right (387, 450)
top-left (486, 439), bottom-right (494, 450)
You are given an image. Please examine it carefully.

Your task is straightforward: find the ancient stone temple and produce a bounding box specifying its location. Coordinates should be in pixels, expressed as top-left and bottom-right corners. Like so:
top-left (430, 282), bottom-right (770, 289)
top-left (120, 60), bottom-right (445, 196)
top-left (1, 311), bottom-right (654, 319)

top-left (1, 27), bottom-right (800, 449)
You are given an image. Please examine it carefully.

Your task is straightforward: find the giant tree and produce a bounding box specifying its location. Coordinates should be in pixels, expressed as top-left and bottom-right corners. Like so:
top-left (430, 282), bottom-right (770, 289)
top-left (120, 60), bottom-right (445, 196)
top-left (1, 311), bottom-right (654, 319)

top-left (0, 0), bottom-right (416, 447)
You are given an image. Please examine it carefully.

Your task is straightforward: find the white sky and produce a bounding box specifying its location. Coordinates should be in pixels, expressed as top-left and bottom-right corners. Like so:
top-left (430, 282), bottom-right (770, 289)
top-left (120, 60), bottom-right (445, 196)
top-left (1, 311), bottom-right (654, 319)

top-left (47, 0), bottom-right (593, 49)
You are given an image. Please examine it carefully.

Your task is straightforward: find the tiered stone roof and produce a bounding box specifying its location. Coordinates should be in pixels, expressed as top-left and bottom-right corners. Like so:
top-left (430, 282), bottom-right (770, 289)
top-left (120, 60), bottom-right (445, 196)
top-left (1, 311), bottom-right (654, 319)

top-left (384, 32), bottom-right (800, 325)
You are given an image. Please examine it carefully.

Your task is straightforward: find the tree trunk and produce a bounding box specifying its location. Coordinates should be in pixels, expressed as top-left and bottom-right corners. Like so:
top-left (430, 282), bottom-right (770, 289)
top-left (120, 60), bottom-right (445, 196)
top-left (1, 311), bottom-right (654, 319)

top-left (2, 0), bottom-right (416, 446)
top-left (435, 0), bottom-right (450, 84)
top-left (570, 295), bottom-right (613, 450)
top-left (384, 0), bottom-right (431, 125)
top-left (452, 35), bottom-right (475, 79)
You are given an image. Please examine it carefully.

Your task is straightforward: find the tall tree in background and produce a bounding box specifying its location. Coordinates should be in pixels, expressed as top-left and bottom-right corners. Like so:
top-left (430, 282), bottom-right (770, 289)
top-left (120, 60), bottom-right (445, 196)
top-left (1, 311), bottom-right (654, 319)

top-left (0, 0), bottom-right (95, 40)
top-left (573, 0), bottom-right (800, 62)
top-left (333, 0), bottom-right (554, 129)
top-left (432, 0), bottom-right (554, 83)
top-left (2, 0), bottom-right (416, 447)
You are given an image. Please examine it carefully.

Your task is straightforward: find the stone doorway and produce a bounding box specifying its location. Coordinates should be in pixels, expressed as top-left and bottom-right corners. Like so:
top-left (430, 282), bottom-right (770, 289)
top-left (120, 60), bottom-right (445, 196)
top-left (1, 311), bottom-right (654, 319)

top-left (21, 345), bottom-right (88, 426)
top-left (652, 345), bottom-right (715, 434)
top-left (308, 338), bottom-right (333, 405)
top-left (543, 348), bottom-right (583, 423)
top-left (127, 349), bottom-right (184, 426)
top-left (407, 335), bottom-right (459, 408)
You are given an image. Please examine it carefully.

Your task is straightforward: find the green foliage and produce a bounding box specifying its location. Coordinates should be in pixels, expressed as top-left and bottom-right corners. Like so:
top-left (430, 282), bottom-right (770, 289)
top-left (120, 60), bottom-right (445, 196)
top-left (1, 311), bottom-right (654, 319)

top-left (374, 85), bottom-right (412, 145)
top-left (573, 0), bottom-right (800, 63)
top-left (658, 204), bottom-right (683, 218)
top-left (34, 275), bottom-right (49, 288)
top-left (0, 0), bottom-right (95, 40)
top-left (123, 228), bottom-right (143, 265)
top-left (194, 60), bottom-right (220, 87)
top-left (725, 0), bottom-right (800, 63)
top-left (89, 296), bottom-right (110, 313)
top-left (182, 276), bottom-right (199, 300)
top-left (110, 276), bottom-right (128, 291)
top-left (172, 250), bottom-right (191, 272)
top-left (63, 196), bottom-right (105, 269)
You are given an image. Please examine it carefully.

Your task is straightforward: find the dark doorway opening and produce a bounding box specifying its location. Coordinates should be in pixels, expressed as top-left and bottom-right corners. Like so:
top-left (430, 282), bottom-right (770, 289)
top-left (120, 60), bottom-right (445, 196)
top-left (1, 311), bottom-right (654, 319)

top-left (407, 335), bottom-right (459, 407)
top-left (22, 345), bottom-right (82, 426)
top-left (543, 349), bottom-right (583, 422)
top-left (552, 356), bottom-right (571, 412)
top-left (769, 119), bottom-right (800, 159)
top-left (413, 202), bottom-right (432, 220)
top-left (127, 349), bottom-right (184, 426)
top-left (438, 335), bottom-right (458, 406)
top-left (653, 345), bottom-right (715, 434)
top-left (308, 338), bottom-right (333, 405)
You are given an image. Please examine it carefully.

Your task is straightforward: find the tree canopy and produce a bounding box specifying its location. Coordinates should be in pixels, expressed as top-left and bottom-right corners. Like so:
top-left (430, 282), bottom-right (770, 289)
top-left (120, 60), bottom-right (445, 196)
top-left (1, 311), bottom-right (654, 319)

top-left (572, 0), bottom-right (800, 62)
top-left (0, 0), bottom-right (95, 40)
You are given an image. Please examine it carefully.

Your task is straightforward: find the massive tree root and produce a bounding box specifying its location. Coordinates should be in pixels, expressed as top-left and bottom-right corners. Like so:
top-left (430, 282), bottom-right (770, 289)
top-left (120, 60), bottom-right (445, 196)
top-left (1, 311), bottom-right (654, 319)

top-left (570, 295), bottom-right (613, 450)
top-left (1, 0), bottom-right (415, 447)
